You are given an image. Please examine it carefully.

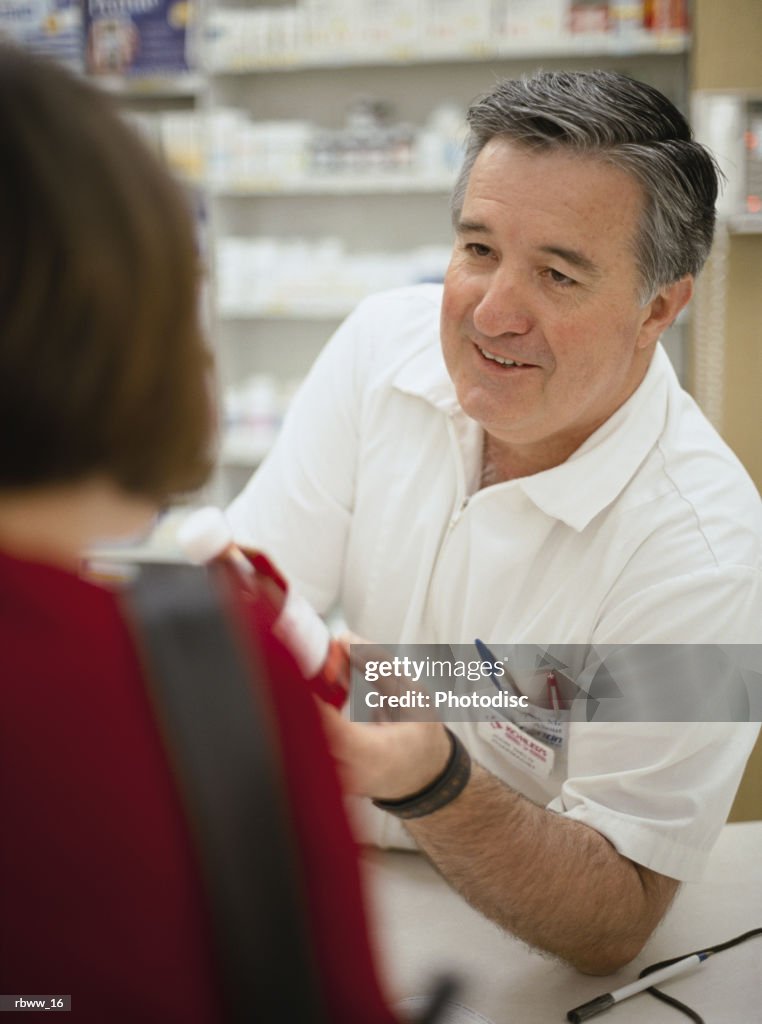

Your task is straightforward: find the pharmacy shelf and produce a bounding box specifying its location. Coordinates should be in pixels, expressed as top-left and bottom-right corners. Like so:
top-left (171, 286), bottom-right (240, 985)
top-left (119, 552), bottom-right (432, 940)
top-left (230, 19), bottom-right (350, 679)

top-left (728, 214), bottom-right (762, 234)
top-left (91, 72), bottom-right (205, 98)
top-left (211, 173), bottom-right (455, 197)
top-left (206, 30), bottom-right (689, 76)
top-left (219, 432), bottom-right (275, 467)
top-left (87, 508), bottom-right (196, 566)
top-left (219, 304), bottom-right (352, 322)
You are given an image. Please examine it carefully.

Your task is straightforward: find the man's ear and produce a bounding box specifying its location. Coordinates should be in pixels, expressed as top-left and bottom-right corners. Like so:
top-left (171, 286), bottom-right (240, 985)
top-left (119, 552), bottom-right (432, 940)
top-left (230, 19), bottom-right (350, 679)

top-left (636, 276), bottom-right (693, 351)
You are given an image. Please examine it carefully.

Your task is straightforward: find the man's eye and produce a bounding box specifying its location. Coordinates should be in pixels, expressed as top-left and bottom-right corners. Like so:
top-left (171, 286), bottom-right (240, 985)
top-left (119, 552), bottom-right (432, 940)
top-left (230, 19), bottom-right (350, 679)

top-left (546, 267), bottom-right (575, 286)
top-left (465, 242), bottom-right (492, 258)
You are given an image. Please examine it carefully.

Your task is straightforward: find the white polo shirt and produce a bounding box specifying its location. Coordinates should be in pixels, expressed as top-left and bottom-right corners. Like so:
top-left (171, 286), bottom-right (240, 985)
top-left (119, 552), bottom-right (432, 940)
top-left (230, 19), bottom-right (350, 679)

top-left (227, 285), bottom-right (762, 880)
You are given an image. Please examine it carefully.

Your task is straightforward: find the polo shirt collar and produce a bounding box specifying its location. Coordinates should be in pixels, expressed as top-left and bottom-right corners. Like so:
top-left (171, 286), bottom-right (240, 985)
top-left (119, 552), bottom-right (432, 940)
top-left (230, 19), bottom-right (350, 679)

top-left (393, 338), bottom-right (674, 532)
top-left (392, 327), bottom-right (461, 412)
top-left (518, 347), bottom-right (671, 530)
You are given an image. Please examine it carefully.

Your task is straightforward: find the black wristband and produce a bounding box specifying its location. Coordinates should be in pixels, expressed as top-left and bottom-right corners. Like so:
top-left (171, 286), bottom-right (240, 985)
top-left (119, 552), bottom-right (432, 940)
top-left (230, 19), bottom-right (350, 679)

top-left (371, 728), bottom-right (471, 820)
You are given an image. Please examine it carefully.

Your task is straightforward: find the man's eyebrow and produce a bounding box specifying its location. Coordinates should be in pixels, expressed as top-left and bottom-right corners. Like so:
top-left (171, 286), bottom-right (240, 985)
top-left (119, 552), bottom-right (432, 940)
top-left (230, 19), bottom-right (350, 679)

top-left (538, 245), bottom-right (601, 277)
top-left (455, 219), bottom-right (491, 235)
top-left (456, 223), bottom-right (602, 278)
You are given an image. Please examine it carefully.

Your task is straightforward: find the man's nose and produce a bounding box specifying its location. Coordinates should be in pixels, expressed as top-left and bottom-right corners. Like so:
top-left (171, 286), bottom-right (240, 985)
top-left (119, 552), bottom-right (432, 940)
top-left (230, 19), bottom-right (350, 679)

top-left (472, 268), bottom-right (533, 338)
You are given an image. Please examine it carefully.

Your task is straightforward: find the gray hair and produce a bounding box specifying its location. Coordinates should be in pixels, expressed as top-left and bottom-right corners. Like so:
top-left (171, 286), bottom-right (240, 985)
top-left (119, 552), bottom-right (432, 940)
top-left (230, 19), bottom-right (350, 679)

top-left (451, 70), bottom-right (721, 303)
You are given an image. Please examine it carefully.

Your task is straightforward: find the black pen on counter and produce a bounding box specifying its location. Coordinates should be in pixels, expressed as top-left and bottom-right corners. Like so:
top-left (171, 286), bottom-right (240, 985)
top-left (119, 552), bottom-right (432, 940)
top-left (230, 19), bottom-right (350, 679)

top-left (566, 951), bottom-right (712, 1022)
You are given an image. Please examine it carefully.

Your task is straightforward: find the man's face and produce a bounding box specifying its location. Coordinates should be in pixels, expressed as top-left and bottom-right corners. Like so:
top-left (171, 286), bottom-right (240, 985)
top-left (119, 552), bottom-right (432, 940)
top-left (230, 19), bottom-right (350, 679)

top-left (441, 138), bottom-right (658, 470)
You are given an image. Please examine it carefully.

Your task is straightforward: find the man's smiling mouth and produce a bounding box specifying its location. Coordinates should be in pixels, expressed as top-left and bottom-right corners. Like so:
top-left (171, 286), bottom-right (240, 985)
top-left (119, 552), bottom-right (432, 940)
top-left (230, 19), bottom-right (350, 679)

top-left (476, 344), bottom-right (533, 368)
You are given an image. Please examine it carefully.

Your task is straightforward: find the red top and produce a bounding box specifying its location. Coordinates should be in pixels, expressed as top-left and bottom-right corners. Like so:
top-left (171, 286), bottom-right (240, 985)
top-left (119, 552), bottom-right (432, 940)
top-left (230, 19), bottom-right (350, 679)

top-left (0, 548), bottom-right (397, 1023)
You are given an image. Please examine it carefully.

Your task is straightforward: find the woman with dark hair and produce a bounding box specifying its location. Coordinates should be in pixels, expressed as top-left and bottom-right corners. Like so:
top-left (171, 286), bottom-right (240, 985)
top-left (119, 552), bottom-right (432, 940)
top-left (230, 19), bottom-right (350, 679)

top-left (0, 46), bottom-right (397, 1024)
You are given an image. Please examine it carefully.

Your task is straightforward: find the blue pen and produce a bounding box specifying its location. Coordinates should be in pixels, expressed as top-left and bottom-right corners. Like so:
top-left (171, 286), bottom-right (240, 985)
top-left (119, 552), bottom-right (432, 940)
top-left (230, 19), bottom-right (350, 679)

top-left (474, 638), bottom-right (523, 699)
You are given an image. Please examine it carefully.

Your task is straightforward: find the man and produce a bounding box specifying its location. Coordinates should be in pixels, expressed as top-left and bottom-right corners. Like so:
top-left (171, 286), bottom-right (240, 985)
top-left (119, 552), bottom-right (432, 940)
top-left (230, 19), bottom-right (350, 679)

top-left (227, 71), bottom-right (762, 974)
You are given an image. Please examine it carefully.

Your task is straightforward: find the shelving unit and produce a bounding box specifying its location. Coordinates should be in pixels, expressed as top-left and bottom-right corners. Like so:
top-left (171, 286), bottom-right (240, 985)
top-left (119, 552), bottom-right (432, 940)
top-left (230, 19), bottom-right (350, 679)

top-left (210, 174), bottom-right (454, 196)
top-left (689, 88), bottom-right (762, 432)
top-left (206, 30), bottom-right (689, 73)
top-left (729, 214), bottom-right (762, 234)
top-left (93, 72), bottom-right (205, 98)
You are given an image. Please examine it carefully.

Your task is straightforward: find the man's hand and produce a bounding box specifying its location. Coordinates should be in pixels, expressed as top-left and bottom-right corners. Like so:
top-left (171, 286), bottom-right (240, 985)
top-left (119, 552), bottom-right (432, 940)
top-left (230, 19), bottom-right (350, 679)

top-left (317, 704), bottom-right (451, 802)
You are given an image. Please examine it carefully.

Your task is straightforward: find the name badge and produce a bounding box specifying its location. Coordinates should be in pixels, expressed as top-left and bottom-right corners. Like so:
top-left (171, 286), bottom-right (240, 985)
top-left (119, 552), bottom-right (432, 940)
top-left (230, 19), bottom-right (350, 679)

top-left (517, 702), bottom-right (566, 747)
top-left (477, 717), bottom-right (556, 779)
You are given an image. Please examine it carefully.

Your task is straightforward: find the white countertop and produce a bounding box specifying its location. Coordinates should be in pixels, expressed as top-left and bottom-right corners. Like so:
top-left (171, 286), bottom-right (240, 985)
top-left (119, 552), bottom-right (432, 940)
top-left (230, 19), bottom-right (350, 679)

top-left (364, 821), bottom-right (762, 1024)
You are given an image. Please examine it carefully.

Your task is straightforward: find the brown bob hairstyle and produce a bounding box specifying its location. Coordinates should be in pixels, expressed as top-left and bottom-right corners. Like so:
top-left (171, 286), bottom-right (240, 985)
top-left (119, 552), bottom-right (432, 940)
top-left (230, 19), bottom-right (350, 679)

top-left (0, 45), bottom-right (214, 502)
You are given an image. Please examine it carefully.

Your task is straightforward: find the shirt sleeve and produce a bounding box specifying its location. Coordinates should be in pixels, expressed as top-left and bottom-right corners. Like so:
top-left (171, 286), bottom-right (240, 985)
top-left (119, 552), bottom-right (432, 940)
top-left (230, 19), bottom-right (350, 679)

top-left (226, 301), bottom-right (372, 615)
top-left (551, 720), bottom-right (759, 881)
top-left (550, 565), bottom-right (762, 881)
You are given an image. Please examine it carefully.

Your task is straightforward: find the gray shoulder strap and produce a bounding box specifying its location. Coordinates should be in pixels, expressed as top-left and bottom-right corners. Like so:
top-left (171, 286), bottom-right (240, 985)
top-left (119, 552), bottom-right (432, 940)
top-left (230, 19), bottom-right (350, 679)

top-left (126, 561), bottom-right (326, 1024)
